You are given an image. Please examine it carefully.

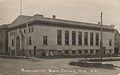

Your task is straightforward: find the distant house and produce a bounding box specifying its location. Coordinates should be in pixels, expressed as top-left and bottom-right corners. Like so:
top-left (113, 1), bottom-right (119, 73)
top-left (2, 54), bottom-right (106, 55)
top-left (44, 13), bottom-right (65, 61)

top-left (8, 14), bottom-right (115, 57)
top-left (114, 29), bottom-right (120, 54)
top-left (0, 25), bottom-right (8, 55)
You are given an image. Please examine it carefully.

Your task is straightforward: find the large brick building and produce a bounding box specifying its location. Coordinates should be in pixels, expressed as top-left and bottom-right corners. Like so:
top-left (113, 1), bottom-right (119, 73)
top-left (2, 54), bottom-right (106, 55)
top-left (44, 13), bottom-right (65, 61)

top-left (8, 14), bottom-right (115, 57)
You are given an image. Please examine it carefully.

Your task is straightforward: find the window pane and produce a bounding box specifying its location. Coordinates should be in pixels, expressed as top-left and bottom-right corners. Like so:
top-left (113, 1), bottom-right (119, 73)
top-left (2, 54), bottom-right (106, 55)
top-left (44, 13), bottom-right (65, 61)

top-left (72, 31), bottom-right (76, 45)
top-left (57, 30), bottom-right (62, 45)
top-left (43, 36), bottom-right (47, 45)
top-left (96, 33), bottom-right (99, 46)
top-left (65, 50), bottom-right (69, 54)
top-left (31, 27), bottom-right (34, 32)
top-left (29, 36), bottom-right (32, 45)
top-left (12, 39), bottom-right (14, 46)
top-left (90, 32), bottom-right (94, 46)
top-left (72, 50), bottom-right (76, 54)
top-left (84, 50), bottom-right (88, 53)
top-left (90, 50), bottom-right (94, 53)
top-left (109, 39), bottom-right (112, 46)
top-left (65, 30), bottom-right (69, 45)
top-left (78, 50), bottom-right (82, 53)
top-left (78, 31), bottom-right (82, 45)
top-left (84, 32), bottom-right (88, 45)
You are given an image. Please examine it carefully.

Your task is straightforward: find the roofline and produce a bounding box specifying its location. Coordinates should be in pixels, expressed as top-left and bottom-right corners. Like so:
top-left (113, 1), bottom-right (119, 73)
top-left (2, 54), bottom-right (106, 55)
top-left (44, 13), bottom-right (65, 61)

top-left (8, 14), bottom-right (115, 31)
top-left (0, 24), bottom-right (8, 30)
top-left (8, 20), bottom-right (115, 32)
top-left (115, 29), bottom-right (120, 36)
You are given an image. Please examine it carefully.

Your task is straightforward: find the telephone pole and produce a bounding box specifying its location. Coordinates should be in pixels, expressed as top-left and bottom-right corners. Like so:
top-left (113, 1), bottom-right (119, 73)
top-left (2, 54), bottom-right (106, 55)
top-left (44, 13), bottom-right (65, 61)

top-left (26, 22), bottom-right (29, 58)
top-left (100, 12), bottom-right (104, 60)
top-left (0, 18), bottom-right (2, 24)
top-left (20, 0), bottom-right (22, 15)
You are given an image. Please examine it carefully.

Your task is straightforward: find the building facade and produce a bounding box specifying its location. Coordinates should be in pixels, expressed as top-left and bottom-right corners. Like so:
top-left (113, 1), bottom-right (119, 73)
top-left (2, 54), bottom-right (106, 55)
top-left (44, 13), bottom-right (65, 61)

top-left (8, 14), bottom-right (115, 57)
top-left (0, 25), bottom-right (8, 55)
top-left (114, 29), bottom-right (120, 54)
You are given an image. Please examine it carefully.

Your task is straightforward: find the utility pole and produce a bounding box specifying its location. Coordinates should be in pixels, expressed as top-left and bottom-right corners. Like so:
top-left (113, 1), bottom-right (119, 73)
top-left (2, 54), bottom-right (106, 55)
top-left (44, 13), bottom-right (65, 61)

top-left (26, 22), bottom-right (29, 58)
top-left (20, 0), bottom-right (22, 15)
top-left (100, 12), bottom-right (104, 60)
top-left (20, 0), bottom-right (29, 58)
top-left (0, 18), bottom-right (1, 24)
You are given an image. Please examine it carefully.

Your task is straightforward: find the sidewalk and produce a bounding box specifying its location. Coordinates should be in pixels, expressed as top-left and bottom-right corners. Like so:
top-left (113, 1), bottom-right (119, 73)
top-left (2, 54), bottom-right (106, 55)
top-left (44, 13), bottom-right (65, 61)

top-left (0, 55), bottom-right (35, 59)
top-left (0, 54), bottom-right (120, 61)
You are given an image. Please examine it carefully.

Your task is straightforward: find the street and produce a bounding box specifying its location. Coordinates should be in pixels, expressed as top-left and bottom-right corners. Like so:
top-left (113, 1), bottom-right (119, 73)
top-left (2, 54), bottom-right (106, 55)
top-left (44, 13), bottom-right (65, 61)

top-left (0, 57), bottom-right (120, 75)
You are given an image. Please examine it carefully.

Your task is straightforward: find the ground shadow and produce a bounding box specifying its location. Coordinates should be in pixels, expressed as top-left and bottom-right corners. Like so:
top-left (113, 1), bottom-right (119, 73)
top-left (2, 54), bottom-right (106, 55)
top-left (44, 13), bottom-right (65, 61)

top-left (69, 61), bottom-right (116, 70)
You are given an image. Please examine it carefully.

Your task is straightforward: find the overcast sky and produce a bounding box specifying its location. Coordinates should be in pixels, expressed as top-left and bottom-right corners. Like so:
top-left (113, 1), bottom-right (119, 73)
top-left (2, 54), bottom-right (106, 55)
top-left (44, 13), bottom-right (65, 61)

top-left (0, 0), bottom-right (120, 31)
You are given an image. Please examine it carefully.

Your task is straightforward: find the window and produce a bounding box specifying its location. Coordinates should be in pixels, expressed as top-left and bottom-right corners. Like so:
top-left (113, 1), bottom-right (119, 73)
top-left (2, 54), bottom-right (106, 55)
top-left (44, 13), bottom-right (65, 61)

top-left (109, 50), bottom-right (112, 53)
top-left (109, 39), bottom-right (112, 46)
top-left (65, 30), bottom-right (69, 45)
top-left (96, 33), bottom-right (99, 46)
top-left (31, 27), bottom-right (34, 32)
top-left (28, 36), bottom-right (32, 45)
top-left (29, 28), bottom-right (31, 32)
top-left (15, 31), bottom-right (17, 35)
top-left (43, 36), bottom-right (48, 45)
top-left (96, 50), bottom-right (99, 54)
top-left (78, 31), bottom-right (82, 45)
top-left (24, 29), bottom-right (26, 33)
top-left (10, 32), bottom-right (11, 36)
top-left (57, 30), bottom-right (62, 45)
top-left (90, 32), bottom-right (94, 46)
top-left (90, 50), bottom-right (94, 53)
top-left (84, 50), bottom-right (88, 53)
top-left (14, 32), bottom-right (16, 36)
top-left (72, 50), bottom-right (76, 54)
top-left (11, 32), bottom-right (12, 36)
top-left (12, 39), bottom-right (15, 47)
top-left (84, 32), bottom-right (88, 45)
top-left (65, 50), bottom-right (69, 54)
top-left (72, 31), bottom-right (76, 45)
top-left (29, 27), bottom-right (34, 32)
top-left (11, 32), bottom-right (13, 36)
top-left (29, 50), bottom-right (32, 55)
top-left (24, 28), bottom-right (29, 33)
top-left (78, 50), bottom-right (82, 53)
top-left (19, 29), bottom-right (22, 34)
top-left (11, 32), bottom-right (14, 36)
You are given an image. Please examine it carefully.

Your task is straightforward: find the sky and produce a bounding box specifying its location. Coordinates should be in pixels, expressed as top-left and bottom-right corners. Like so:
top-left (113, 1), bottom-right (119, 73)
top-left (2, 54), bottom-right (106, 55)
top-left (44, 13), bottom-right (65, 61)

top-left (0, 0), bottom-right (120, 31)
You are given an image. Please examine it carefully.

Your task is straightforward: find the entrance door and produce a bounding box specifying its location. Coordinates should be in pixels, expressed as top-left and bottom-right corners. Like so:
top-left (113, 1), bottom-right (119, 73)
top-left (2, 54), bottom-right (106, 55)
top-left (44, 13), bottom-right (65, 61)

top-left (16, 36), bottom-right (20, 56)
top-left (58, 50), bottom-right (62, 56)
top-left (115, 48), bottom-right (119, 54)
top-left (34, 46), bottom-right (36, 56)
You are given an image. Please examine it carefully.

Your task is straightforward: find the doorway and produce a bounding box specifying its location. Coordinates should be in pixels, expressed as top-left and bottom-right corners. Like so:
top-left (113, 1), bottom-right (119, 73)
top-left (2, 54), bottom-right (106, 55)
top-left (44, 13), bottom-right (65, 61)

top-left (34, 46), bottom-right (36, 56)
top-left (16, 36), bottom-right (20, 56)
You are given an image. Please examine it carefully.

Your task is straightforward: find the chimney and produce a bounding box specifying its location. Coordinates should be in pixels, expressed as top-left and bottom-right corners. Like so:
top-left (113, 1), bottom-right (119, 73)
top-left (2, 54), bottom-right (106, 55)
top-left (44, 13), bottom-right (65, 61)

top-left (98, 22), bottom-right (101, 25)
top-left (52, 15), bottom-right (56, 19)
top-left (110, 25), bottom-right (114, 28)
top-left (33, 14), bottom-right (43, 18)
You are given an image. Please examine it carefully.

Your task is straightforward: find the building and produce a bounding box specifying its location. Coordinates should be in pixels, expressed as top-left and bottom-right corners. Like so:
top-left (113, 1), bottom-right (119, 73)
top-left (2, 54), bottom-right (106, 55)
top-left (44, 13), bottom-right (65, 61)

top-left (114, 29), bottom-right (120, 54)
top-left (0, 24), bottom-right (8, 55)
top-left (8, 14), bottom-right (115, 57)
